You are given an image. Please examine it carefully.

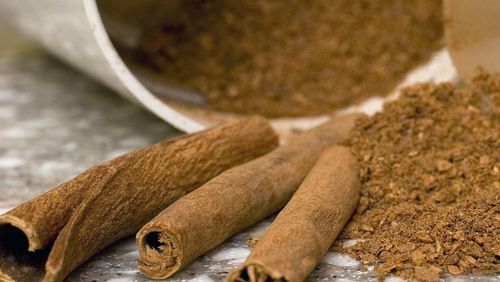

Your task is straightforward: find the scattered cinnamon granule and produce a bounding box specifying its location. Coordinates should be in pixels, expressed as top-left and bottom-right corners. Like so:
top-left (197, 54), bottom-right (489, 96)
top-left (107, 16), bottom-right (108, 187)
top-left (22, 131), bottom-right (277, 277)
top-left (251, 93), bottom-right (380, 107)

top-left (136, 0), bottom-right (443, 117)
top-left (246, 237), bottom-right (261, 249)
top-left (336, 71), bottom-right (500, 281)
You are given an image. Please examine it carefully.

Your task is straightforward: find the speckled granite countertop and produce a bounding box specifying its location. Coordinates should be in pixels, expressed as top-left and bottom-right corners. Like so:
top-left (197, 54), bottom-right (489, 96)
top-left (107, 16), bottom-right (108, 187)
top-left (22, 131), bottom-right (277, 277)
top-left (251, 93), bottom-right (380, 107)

top-left (0, 29), bottom-right (497, 282)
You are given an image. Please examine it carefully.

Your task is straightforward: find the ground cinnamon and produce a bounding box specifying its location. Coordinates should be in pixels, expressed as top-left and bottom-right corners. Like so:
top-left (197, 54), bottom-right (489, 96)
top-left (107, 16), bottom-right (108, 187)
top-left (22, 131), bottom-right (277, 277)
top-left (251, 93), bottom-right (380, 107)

top-left (136, 0), bottom-right (443, 116)
top-left (136, 113), bottom-right (363, 279)
top-left (0, 117), bottom-right (278, 282)
top-left (335, 71), bottom-right (500, 281)
top-left (227, 146), bottom-right (360, 282)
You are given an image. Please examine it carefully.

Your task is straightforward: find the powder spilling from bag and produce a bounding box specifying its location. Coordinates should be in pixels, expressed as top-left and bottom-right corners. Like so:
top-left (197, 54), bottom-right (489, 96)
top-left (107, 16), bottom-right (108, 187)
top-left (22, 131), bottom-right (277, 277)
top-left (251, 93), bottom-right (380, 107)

top-left (336, 71), bottom-right (500, 281)
top-left (136, 0), bottom-right (443, 117)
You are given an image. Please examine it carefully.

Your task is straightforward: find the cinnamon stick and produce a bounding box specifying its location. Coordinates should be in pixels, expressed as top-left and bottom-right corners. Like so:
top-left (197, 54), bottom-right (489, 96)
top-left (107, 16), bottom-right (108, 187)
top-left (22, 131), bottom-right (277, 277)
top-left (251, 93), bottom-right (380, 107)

top-left (227, 146), bottom-right (360, 282)
top-left (136, 113), bottom-right (363, 279)
top-left (0, 117), bottom-right (278, 282)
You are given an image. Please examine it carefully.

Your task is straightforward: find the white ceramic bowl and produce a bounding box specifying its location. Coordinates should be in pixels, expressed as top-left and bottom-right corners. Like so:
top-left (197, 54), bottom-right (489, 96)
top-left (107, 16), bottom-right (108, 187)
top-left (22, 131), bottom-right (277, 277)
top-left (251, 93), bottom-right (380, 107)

top-left (0, 0), bottom-right (460, 134)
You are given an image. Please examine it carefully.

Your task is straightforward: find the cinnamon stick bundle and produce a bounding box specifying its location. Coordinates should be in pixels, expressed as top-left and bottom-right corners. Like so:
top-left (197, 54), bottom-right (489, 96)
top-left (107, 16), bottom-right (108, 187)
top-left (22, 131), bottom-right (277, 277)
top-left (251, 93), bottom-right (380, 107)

top-left (0, 117), bottom-right (278, 282)
top-left (136, 113), bottom-right (363, 279)
top-left (227, 146), bottom-right (360, 282)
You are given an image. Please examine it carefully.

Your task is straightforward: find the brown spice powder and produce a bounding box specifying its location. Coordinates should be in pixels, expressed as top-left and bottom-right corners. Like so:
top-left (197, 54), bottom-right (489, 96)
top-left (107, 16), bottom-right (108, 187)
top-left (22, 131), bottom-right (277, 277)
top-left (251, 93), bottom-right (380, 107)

top-left (335, 71), bottom-right (500, 281)
top-left (136, 0), bottom-right (443, 117)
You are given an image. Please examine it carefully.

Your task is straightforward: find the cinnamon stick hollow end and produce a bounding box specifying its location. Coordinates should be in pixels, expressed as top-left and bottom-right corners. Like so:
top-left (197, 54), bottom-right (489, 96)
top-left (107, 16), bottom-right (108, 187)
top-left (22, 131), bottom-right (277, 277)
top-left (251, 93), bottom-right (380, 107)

top-left (0, 221), bottom-right (48, 282)
top-left (231, 263), bottom-right (286, 282)
top-left (137, 224), bottom-right (183, 279)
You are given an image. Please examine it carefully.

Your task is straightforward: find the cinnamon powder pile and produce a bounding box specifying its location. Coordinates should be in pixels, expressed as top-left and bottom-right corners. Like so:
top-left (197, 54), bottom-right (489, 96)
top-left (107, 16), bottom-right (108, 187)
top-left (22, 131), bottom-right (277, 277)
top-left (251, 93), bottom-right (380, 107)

top-left (136, 0), bottom-right (443, 117)
top-left (336, 71), bottom-right (499, 281)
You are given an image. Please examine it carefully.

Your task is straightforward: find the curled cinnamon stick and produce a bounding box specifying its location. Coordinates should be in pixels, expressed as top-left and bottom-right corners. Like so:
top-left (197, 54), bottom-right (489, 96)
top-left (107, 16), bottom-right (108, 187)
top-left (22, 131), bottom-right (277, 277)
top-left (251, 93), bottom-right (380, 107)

top-left (136, 113), bottom-right (363, 279)
top-left (0, 117), bottom-right (278, 282)
top-left (227, 146), bottom-right (360, 282)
